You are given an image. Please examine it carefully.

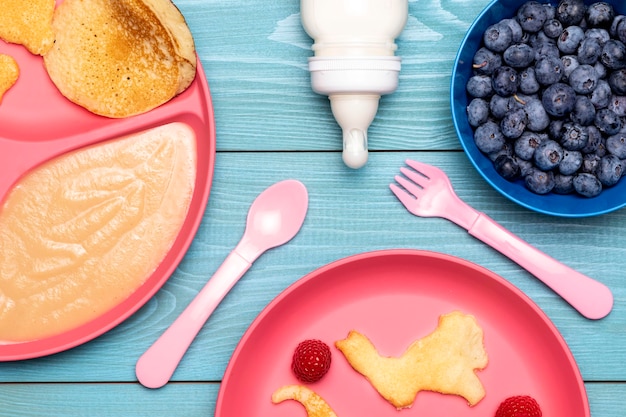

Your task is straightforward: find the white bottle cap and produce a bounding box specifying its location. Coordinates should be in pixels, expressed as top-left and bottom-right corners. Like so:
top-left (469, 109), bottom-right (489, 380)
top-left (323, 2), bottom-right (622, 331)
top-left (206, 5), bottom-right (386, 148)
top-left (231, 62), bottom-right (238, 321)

top-left (308, 56), bottom-right (401, 95)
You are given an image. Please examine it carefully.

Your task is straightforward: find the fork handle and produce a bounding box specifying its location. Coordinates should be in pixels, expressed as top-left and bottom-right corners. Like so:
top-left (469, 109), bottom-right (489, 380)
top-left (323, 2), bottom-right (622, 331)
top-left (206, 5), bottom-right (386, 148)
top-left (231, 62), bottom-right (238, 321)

top-left (468, 213), bottom-right (613, 319)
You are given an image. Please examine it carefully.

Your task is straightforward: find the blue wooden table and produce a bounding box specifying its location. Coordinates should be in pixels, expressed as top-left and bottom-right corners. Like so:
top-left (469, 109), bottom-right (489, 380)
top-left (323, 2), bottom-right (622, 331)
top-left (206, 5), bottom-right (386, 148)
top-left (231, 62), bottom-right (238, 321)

top-left (1, 0), bottom-right (624, 415)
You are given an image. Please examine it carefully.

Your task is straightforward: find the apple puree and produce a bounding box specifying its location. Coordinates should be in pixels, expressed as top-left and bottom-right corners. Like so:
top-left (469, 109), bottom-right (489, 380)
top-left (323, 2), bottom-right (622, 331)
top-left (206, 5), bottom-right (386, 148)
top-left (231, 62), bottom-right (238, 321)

top-left (0, 122), bottom-right (196, 342)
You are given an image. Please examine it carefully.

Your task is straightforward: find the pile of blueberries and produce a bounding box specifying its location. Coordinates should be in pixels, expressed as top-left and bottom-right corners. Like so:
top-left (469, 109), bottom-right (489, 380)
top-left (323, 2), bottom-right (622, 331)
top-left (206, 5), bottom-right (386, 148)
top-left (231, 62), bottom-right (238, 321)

top-left (466, 0), bottom-right (626, 197)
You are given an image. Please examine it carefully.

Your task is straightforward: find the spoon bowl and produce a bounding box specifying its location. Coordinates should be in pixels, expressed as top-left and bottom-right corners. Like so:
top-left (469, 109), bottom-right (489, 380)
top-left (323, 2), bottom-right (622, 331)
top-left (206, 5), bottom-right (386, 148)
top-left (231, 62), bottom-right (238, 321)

top-left (136, 179), bottom-right (308, 389)
top-left (236, 179), bottom-right (310, 262)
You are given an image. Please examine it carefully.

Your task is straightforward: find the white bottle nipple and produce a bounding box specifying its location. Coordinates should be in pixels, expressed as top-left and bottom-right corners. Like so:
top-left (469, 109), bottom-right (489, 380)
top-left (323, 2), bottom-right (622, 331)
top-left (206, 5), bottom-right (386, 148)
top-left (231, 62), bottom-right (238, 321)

top-left (330, 94), bottom-right (380, 169)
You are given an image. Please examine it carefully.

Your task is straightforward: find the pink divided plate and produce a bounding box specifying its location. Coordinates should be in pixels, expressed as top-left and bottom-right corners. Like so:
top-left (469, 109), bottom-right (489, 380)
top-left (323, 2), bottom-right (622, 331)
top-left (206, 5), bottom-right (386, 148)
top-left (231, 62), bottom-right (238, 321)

top-left (216, 249), bottom-right (589, 417)
top-left (0, 38), bottom-right (216, 360)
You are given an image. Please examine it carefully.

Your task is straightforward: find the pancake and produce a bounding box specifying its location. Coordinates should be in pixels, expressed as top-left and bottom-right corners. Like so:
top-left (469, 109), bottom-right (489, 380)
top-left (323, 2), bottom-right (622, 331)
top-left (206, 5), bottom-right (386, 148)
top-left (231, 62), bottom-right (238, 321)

top-left (0, 54), bottom-right (19, 103)
top-left (0, 0), bottom-right (55, 55)
top-left (43, 0), bottom-right (197, 118)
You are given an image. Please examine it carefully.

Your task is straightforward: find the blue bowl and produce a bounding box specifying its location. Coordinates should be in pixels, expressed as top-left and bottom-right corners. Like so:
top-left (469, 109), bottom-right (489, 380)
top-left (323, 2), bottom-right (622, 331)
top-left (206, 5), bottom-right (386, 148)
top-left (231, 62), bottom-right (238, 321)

top-left (451, 0), bottom-right (626, 217)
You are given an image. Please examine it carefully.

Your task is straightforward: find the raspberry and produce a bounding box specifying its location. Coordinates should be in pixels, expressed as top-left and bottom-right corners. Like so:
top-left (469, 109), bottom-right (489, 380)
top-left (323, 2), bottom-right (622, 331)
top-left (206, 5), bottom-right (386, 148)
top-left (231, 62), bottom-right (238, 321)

top-left (495, 395), bottom-right (542, 417)
top-left (291, 339), bottom-right (332, 383)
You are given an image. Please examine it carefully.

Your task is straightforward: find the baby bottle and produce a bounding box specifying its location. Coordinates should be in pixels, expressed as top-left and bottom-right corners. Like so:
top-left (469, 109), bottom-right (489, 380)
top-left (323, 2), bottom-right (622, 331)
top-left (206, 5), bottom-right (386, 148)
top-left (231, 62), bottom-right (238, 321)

top-left (301, 0), bottom-right (408, 168)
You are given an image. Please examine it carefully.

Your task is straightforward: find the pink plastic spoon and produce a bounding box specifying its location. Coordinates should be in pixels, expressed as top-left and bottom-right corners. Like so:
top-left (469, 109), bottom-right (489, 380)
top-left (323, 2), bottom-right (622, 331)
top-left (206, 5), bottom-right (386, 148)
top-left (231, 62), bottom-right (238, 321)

top-left (136, 179), bottom-right (309, 389)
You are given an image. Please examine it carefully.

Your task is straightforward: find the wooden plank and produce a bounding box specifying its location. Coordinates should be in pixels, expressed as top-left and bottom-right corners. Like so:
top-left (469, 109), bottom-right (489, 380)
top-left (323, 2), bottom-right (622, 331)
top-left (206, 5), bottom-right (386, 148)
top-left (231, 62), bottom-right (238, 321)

top-left (0, 383), bottom-right (219, 416)
top-left (0, 382), bottom-right (622, 417)
top-left (1, 152), bottom-right (623, 384)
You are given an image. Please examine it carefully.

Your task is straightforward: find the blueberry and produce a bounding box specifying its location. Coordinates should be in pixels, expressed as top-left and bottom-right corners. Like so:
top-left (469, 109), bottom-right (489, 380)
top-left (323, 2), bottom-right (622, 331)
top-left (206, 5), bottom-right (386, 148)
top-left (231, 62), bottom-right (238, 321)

top-left (543, 19), bottom-right (564, 38)
top-left (544, 3), bottom-right (557, 20)
top-left (474, 120), bottom-right (505, 154)
top-left (581, 125), bottom-right (603, 153)
top-left (558, 25), bottom-right (585, 54)
top-left (608, 95), bottom-right (626, 117)
top-left (519, 67), bottom-right (540, 94)
top-left (467, 98), bottom-right (490, 127)
top-left (472, 47), bottom-right (502, 75)
top-left (484, 22), bottom-right (513, 53)
top-left (492, 66), bottom-right (520, 96)
top-left (585, 2), bottom-right (614, 28)
top-left (585, 28), bottom-right (611, 46)
top-left (606, 131), bottom-right (626, 158)
top-left (525, 168), bottom-right (555, 194)
top-left (534, 42), bottom-right (561, 60)
top-left (521, 96), bottom-right (550, 131)
top-left (531, 30), bottom-right (556, 47)
top-left (534, 139), bottom-right (564, 170)
top-left (504, 43), bottom-right (535, 68)
top-left (548, 119), bottom-right (565, 140)
top-left (542, 82), bottom-right (576, 117)
top-left (517, 1), bottom-right (548, 33)
top-left (490, 95), bottom-right (517, 119)
top-left (559, 150), bottom-right (583, 174)
top-left (500, 107), bottom-right (528, 139)
top-left (595, 108), bottom-right (622, 135)
top-left (535, 55), bottom-right (564, 85)
top-left (595, 135), bottom-right (609, 157)
top-left (515, 131), bottom-right (543, 160)
top-left (494, 154), bottom-right (521, 180)
top-left (488, 141), bottom-right (514, 162)
top-left (560, 55), bottom-right (580, 79)
top-left (568, 64), bottom-right (598, 94)
top-left (590, 79), bottom-right (612, 108)
top-left (570, 95), bottom-right (596, 126)
top-left (466, 74), bottom-right (493, 98)
top-left (608, 68), bottom-right (626, 95)
top-left (597, 154), bottom-right (622, 186)
top-left (600, 39), bottom-right (626, 69)
top-left (556, 0), bottom-right (586, 27)
top-left (617, 16), bottom-right (626, 44)
top-left (501, 18), bottom-right (524, 42)
top-left (593, 60), bottom-right (607, 79)
top-left (573, 172), bottom-right (603, 197)
top-left (577, 37), bottom-right (602, 64)
top-left (582, 153), bottom-right (602, 173)
top-left (560, 122), bottom-right (589, 150)
top-left (554, 174), bottom-right (575, 193)
top-left (515, 156), bottom-right (535, 177)
top-left (610, 14), bottom-right (626, 38)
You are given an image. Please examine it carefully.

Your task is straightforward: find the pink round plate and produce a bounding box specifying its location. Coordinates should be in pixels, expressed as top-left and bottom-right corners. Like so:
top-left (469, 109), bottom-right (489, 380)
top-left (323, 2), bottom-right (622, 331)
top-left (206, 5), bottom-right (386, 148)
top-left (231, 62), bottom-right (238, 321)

top-left (0, 37), bottom-right (216, 360)
top-left (216, 249), bottom-right (589, 417)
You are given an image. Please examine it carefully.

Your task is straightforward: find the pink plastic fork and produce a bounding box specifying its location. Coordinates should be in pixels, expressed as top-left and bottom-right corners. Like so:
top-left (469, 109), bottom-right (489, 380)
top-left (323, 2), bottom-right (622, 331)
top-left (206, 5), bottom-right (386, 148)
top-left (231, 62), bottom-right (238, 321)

top-left (390, 159), bottom-right (613, 320)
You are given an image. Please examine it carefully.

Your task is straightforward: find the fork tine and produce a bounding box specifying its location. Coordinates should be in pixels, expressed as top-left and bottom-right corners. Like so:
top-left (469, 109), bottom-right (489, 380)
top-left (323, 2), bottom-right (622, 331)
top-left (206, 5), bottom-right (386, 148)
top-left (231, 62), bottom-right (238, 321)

top-left (389, 182), bottom-right (417, 208)
top-left (399, 166), bottom-right (429, 189)
top-left (405, 159), bottom-right (440, 179)
top-left (394, 173), bottom-right (423, 198)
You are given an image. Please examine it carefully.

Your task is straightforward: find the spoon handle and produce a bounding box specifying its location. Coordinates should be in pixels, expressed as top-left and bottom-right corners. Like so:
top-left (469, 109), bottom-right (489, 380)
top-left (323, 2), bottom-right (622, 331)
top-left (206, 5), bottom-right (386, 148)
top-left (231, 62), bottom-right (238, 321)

top-left (136, 250), bottom-right (252, 389)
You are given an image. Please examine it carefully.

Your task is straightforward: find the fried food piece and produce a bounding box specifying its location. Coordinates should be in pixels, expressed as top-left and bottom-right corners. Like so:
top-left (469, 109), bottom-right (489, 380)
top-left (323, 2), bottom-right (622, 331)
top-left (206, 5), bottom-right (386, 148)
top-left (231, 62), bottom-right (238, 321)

top-left (44, 0), bottom-right (196, 118)
top-left (0, 54), bottom-right (19, 103)
top-left (335, 311), bottom-right (488, 409)
top-left (0, 0), bottom-right (55, 55)
top-left (272, 385), bottom-right (338, 417)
